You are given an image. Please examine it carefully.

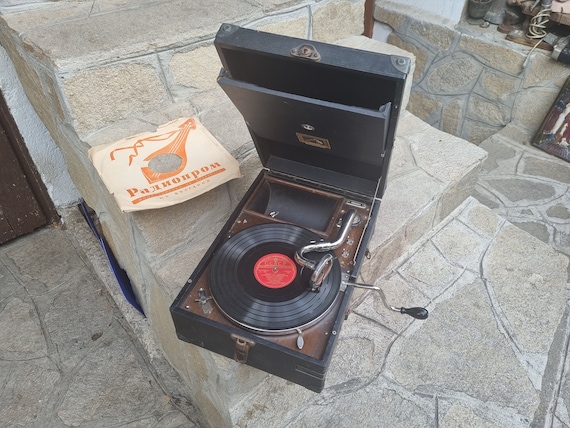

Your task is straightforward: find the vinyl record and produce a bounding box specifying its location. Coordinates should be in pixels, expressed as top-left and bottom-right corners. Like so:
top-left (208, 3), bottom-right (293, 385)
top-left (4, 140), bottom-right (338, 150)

top-left (209, 223), bottom-right (341, 333)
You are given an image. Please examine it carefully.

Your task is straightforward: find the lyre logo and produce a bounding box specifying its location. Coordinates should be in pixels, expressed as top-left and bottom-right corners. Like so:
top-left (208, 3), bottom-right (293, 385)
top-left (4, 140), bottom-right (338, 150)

top-left (89, 116), bottom-right (241, 211)
top-left (110, 118), bottom-right (196, 184)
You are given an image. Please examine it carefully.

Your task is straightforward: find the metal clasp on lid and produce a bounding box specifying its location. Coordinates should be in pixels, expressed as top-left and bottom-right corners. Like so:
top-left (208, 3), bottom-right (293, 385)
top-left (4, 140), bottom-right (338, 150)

top-left (290, 44), bottom-right (321, 61)
top-left (231, 334), bottom-right (256, 363)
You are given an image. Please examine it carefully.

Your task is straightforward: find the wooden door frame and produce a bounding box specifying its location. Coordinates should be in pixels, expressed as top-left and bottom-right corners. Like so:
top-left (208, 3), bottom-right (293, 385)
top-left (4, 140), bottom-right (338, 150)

top-left (0, 90), bottom-right (59, 226)
top-left (364, 0), bottom-right (375, 38)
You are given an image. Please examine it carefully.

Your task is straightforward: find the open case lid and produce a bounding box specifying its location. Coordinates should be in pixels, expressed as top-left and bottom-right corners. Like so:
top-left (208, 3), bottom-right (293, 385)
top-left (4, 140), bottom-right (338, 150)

top-left (214, 24), bottom-right (410, 199)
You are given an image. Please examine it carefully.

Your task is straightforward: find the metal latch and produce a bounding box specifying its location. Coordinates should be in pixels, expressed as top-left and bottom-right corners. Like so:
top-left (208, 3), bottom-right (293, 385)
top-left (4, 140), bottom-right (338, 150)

top-left (231, 334), bottom-right (256, 364)
top-left (195, 288), bottom-right (213, 314)
top-left (290, 43), bottom-right (321, 62)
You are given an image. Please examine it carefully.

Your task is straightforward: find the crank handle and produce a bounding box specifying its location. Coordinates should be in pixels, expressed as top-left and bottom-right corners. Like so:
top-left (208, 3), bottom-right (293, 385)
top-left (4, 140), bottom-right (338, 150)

top-left (345, 281), bottom-right (429, 320)
top-left (393, 306), bottom-right (429, 320)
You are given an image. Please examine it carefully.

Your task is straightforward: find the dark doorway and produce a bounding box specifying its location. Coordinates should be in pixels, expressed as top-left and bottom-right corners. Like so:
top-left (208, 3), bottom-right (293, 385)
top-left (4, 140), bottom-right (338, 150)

top-left (0, 90), bottom-right (58, 244)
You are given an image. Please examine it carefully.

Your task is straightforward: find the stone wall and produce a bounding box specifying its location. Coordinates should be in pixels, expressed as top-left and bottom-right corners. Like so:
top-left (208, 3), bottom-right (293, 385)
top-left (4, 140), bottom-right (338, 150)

top-left (374, 0), bottom-right (570, 144)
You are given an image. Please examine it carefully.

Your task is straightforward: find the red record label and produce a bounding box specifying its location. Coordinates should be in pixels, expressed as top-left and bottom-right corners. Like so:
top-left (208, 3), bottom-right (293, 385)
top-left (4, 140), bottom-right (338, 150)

top-left (253, 253), bottom-right (297, 289)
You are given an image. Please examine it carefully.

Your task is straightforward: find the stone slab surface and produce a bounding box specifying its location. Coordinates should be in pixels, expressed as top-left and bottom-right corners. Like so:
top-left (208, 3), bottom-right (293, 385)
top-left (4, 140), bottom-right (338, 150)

top-left (0, 216), bottom-right (206, 428)
top-left (474, 125), bottom-right (570, 258)
top-left (4, 196), bottom-right (569, 428)
top-left (230, 197), bottom-right (569, 427)
top-left (361, 110), bottom-right (487, 280)
top-left (1, 0), bottom-right (365, 72)
top-left (0, 0), bottom-right (279, 70)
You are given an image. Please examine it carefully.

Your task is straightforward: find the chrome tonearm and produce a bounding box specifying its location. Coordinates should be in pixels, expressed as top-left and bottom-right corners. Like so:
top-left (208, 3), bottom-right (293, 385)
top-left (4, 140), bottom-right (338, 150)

top-left (294, 209), bottom-right (358, 292)
top-left (294, 208), bottom-right (429, 320)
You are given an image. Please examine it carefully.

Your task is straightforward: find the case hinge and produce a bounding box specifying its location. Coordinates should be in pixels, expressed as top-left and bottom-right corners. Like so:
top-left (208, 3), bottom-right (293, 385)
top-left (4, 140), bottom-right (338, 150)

top-left (231, 334), bottom-right (256, 364)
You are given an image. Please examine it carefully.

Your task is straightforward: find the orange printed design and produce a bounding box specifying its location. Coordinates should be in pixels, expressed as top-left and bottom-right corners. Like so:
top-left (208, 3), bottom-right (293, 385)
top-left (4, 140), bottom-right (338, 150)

top-left (127, 169), bottom-right (226, 205)
top-left (89, 116), bottom-right (240, 212)
top-left (110, 118), bottom-right (196, 184)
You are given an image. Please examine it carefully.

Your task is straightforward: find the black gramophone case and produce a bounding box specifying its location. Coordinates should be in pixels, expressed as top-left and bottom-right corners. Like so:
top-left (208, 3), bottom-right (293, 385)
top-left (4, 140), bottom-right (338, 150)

top-left (170, 24), bottom-right (410, 392)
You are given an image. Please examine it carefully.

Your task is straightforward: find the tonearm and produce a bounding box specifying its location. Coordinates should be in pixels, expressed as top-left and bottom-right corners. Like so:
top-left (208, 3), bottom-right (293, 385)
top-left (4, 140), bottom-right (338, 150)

top-left (294, 209), bottom-right (428, 320)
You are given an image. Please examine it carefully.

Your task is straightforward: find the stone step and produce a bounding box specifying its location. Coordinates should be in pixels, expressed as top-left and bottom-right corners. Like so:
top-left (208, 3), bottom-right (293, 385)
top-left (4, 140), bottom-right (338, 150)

top-left (473, 123), bottom-right (570, 259)
top-left (360, 109), bottom-right (487, 282)
top-left (229, 196), bottom-right (569, 427)
top-left (79, 38), bottom-right (487, 426)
